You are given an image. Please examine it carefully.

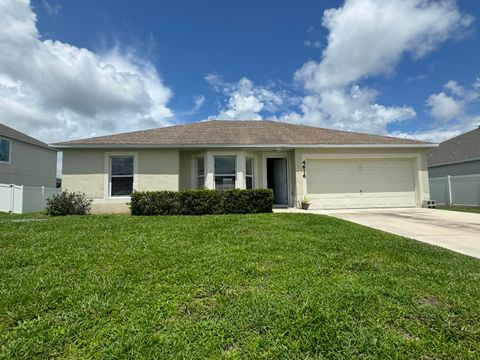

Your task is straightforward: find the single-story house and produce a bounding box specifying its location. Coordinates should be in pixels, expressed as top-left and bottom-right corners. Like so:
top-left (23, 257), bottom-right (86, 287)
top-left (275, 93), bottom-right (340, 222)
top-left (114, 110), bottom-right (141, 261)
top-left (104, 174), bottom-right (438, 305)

top-left (53, 120), bottom-right (435, 213)
top-left (0, 123), bottom-right (57, 188)
top-left (428, 127), bottom-right (480, 178)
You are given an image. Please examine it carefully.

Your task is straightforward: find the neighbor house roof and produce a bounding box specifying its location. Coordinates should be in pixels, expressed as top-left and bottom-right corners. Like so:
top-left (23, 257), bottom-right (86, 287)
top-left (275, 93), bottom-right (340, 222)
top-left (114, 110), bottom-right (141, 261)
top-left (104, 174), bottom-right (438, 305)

top-left (428, 127), bottom-right (480, 166)
top-left (53, 120), bottom-right (433, 148)
top-left (0, 123), bottom-right (53, 150)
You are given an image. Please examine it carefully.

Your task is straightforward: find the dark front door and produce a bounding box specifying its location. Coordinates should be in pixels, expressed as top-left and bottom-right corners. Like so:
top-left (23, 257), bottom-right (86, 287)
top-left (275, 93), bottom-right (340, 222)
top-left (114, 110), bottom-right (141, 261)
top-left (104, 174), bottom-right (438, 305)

top-left (267, 158), bottom-right (288, 205)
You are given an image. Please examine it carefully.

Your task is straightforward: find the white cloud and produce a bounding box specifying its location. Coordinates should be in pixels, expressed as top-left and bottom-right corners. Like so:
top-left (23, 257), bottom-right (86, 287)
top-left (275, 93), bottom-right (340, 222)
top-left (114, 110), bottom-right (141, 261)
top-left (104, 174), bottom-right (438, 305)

top-left (303, 40), bottom-right (322, 49)
top-left (0, 0), bottom-right (174, 143)
top-left (41, 0), bottom-right (61, 15)
top-left (193, 95), bottom-right (205, 111)
top-left (426, 92), bottom-right (463, 122)
top-left (282, 85), bottom-right (416, 134)
top-left (390, 129), bottom-right (463, 143)
top-left (295, 0), bottom-right (473, 92)
top-left (424, 79), bottom-right (480, 137)
top-left (285, 0), bottom-right (472, 136)
top-left (206, 76), bottom-right (291, 120)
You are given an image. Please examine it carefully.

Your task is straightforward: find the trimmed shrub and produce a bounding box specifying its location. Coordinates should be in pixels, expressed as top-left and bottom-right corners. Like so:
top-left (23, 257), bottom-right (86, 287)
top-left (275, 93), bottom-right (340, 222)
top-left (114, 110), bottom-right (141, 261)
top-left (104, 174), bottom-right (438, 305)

top-left (130, 189), bottom-right (274, 216)
top-left (46, 191), bottom-right (92, 216)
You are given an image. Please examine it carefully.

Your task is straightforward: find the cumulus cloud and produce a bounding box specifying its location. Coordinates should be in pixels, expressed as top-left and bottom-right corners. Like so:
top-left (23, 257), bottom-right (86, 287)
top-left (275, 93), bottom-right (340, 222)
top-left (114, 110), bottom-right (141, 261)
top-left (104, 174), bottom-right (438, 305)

top-left (205, 1), bottom-right (473, 140)
top-left (0, 0), bottom-right (174, 143)
top-left (206, 75), bottom-right (293, 120)
top-left (426, 92), bottom-right (463, 122)
top-left (295, 0), bottom-right (473, 92)
top-left (392, 79), bottom-right (480, 143)
top-left (282, 0), bottom-right (473, 136)
top-left (282, 85), bottom-right (415, 134)
top-left (423, 79), bottom-right (480, 138)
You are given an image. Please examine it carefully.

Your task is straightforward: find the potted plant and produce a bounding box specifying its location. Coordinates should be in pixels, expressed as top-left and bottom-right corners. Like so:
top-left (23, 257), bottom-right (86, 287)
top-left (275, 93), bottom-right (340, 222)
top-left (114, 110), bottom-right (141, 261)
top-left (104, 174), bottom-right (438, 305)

top-left (301, 196), bottom-right (310, 210)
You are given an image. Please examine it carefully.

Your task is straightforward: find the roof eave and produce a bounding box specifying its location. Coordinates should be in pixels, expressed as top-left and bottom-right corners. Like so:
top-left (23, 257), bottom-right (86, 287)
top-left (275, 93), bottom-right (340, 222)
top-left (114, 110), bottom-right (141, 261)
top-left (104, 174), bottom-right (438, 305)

top-left (52, 143), bottom-right (437, 150)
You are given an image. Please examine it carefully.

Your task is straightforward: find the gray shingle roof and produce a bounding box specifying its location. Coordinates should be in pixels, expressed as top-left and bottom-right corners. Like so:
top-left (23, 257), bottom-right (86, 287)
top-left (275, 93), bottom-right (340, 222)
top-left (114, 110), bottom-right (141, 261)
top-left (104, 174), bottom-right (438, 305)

top-left (0, 123), bottom-right (53, 150)
top-left (54, 120), bottom-right (431, 147)
top-left (428, 128), bottom-right (480, 166)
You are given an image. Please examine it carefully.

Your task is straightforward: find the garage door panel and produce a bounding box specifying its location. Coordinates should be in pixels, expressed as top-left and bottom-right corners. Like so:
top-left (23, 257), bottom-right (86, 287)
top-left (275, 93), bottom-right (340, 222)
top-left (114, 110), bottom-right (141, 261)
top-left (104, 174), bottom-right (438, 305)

top-left (306, 158), bottom-right (416, 209)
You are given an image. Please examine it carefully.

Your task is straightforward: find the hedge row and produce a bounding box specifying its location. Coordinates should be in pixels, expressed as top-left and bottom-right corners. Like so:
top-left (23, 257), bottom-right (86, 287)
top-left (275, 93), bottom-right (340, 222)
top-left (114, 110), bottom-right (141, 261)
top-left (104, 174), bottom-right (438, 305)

top-left (130, 189), bottom-right (274, 216)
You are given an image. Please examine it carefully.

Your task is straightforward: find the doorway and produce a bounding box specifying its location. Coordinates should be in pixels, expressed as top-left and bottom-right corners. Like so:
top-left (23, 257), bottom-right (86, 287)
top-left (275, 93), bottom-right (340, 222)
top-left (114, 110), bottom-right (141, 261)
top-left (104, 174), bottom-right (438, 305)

top-left (266, 158), bottom-right (288, 205)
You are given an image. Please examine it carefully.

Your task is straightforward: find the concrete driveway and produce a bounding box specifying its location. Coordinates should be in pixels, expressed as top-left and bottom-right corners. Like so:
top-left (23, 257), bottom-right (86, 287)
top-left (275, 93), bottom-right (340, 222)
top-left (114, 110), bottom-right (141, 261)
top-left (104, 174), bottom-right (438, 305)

top-left (317, 208), bottom-right (480, 259)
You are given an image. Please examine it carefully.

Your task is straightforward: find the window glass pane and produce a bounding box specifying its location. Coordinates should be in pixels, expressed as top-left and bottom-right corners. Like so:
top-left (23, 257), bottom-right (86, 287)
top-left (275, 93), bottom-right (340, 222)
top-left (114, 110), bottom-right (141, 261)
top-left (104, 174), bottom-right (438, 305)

top-left (246, 176), bottom-right (253, 190)
top-left (215, 156), bottom-right (236, 175)
top-left (246, 157), bottom-right (253, 176)
top-left (197, 157), bottom-right (204, 176)
top-left (215, 176), bottom-right (235, 191)
top-left (0, 139), bottom-right (10, 162)
top-left (111, 157), bottom-right (133, 175)
top-left (111, 177), bottom-right (133, 196)
top-left (197, 176), bottom-right (205, 189)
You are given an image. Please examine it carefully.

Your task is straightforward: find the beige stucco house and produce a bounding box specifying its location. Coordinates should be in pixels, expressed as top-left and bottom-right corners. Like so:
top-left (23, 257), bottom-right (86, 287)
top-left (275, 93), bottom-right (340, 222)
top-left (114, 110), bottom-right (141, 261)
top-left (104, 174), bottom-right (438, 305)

top-left (53, 120), bottom-right (435, 213)
top-left (0, 123), bottom-right (57, 188)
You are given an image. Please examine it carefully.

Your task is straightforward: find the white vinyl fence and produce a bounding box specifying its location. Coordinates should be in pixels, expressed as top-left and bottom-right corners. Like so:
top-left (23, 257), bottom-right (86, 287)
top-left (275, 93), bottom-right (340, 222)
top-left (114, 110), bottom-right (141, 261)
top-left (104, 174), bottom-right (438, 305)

top-left (0, 183), bottom-right (59, 214)
top-left (429, 174), bottom-right (480, 206)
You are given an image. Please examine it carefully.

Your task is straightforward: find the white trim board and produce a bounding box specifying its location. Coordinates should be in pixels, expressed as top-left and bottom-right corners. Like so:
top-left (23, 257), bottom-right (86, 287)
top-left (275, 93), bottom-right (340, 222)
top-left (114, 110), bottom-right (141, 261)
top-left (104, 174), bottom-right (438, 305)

top-left (53, 143), bottom-right (437, 149)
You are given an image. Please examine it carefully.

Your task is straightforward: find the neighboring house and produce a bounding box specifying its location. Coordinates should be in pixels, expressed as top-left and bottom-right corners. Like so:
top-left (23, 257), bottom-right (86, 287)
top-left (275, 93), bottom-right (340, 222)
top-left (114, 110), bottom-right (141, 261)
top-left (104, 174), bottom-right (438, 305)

top-left (53, 120), bottom-right (434, 213)
top-left (428, 127), bottom-right (480, 178)
top-left (0, 123), bottom-right (57, 188)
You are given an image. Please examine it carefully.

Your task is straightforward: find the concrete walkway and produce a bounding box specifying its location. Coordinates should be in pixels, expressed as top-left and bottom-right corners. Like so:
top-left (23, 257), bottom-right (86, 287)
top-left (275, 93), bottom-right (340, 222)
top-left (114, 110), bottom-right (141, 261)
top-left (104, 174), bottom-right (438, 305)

top-left (274, 207), bottom-right (480, 259)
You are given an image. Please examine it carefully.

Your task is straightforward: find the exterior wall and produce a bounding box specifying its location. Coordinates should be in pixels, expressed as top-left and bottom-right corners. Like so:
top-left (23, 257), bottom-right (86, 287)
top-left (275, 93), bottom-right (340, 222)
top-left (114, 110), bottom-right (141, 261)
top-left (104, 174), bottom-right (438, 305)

top-left (429, 159), bottom-right (480, 178)
top-left (62, 148), bottom-right (179, 214)
top-left (137, 149), bottom-right (179, 191)
top-left (62, 149), bottom-right (105, 198)
top-left (179, 151), bottom-right (194, 190)
top-left (62, 146), bottom-right (431, 213)
top-left (293, 148), bottom-right (430, 208)
top-left (0, 139), bottom-right (57, 187)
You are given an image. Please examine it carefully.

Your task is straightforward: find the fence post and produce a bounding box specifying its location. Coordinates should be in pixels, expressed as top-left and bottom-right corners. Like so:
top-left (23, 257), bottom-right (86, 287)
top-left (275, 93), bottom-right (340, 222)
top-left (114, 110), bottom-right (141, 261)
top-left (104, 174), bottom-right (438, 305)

top-left (9, 184), bottom-right (13, 213)
top-left (447, 175), bottom-right (453, 206)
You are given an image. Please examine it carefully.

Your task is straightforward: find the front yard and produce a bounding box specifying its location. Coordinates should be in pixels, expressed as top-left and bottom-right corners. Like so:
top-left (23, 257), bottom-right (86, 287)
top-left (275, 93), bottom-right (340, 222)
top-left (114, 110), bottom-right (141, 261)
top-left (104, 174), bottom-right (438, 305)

top-left (1, 213), bottom-right (479, 358)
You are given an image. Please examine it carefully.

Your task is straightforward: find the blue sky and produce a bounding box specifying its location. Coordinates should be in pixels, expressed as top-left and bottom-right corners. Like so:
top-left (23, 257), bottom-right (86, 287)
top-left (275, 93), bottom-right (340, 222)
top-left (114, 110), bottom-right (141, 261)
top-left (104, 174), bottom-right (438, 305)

top-left (1, 0), bottom-right (479, 142)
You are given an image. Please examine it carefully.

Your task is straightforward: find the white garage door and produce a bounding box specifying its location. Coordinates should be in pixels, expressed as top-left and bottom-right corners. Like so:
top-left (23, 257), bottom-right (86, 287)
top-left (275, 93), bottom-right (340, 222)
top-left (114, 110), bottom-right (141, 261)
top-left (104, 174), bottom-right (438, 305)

top-left (306, 158), bottom-right (416, 209)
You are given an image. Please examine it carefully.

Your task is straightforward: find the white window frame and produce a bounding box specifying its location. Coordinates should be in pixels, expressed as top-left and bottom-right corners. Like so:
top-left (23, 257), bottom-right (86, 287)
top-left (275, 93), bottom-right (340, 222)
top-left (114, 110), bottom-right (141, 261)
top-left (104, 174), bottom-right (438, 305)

top-left (214, 155), bottom-right (237, 191)
top-left (196, 156), bottom-right (205, 189)
top-left (0, 137), bottom-right (11, 164)
top-left (245, 156), bottom-right (254, 189)
top-left (104, 152), bottom-right (138, 199)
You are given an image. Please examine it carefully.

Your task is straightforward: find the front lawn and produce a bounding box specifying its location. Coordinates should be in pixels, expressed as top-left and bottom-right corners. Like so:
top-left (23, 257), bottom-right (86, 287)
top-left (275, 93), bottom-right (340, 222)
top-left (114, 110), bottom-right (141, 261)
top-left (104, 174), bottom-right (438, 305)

top-left (437, 205), bottom-right (480, 214)
top-left (1, 214), bottom-right (479, 358)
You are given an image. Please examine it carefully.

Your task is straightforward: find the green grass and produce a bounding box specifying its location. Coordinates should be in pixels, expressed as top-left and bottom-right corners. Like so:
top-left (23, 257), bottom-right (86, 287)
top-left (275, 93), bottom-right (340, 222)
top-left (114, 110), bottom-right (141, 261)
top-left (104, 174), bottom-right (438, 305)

top-left (0, 211), bottom-right (48, 219)
top-left (437, 205), bottom-right (480, 214)
top-left (1, 214), bottom-right (480, 359)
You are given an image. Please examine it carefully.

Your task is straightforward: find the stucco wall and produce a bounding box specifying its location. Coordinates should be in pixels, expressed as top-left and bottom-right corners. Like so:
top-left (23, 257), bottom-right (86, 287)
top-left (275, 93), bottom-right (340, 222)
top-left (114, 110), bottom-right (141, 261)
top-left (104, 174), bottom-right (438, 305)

top-left (137, 149), bottom-right (179, 191)
top-left (62, 149), bottom-right (105, 198)
top-left (179, 151), bottom-right (195, 190)
top-left (0, 139), bottom-right (57, 187)
top-left (293, 147), bottom-right (431, 208)
top-left (429, 160), bottom-right (480, 178)
top-left (62, 148), bottom-right (179, 213)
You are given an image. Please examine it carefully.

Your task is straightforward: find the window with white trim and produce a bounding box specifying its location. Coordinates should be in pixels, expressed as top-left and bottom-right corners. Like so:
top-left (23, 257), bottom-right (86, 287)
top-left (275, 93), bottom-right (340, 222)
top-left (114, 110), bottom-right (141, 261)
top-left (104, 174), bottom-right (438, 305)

top-left (246, 156), bottom-right (254, 189)
top-left (110, 156), bottom-right (134, 196)
top-left (214, 156), bottom-right (236, 190)
top-left (0, 138), bottom-right (11, 163)
top-left (197, 156), bottom-right (205, 189)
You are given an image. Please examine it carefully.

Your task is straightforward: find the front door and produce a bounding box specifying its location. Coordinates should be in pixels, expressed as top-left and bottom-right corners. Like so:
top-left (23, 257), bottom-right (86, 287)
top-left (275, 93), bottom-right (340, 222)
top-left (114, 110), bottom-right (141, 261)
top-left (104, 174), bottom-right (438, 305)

top-left (267, 158), bottom-right (288, 205)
